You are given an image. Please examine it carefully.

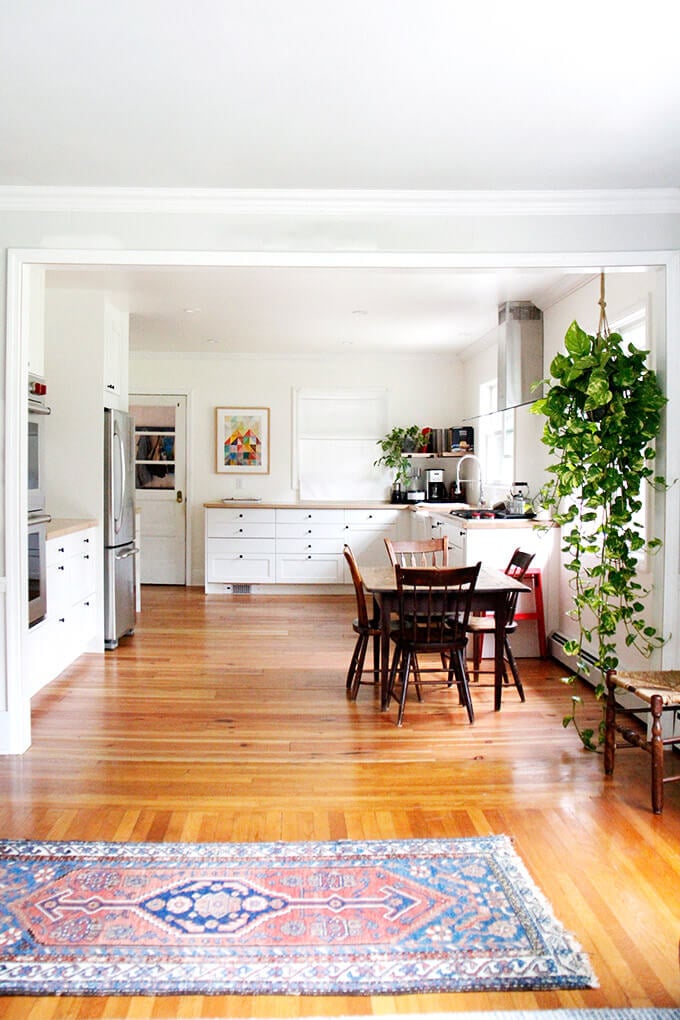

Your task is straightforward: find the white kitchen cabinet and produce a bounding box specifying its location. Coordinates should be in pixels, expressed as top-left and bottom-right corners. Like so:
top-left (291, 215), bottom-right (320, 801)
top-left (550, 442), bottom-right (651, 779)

top-left (275, 508), bottom-right (346, 583)
top-left (27, 525), bottom-right (98, 696)
top-left (342, 507), bottom-right (402, 575)
top-left (103, 299), bottom-right (129, 409)
top-left (203, 504), bottom-right (407, 590)
top-left (205, 508), bottom-right (276, 587)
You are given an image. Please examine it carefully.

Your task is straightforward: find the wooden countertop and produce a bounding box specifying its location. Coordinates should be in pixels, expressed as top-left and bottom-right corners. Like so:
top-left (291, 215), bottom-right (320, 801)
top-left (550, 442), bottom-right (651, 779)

top-left (46, 517), bottom-right (98, 540)
top-left (203, 500), bottom-right (410, 510)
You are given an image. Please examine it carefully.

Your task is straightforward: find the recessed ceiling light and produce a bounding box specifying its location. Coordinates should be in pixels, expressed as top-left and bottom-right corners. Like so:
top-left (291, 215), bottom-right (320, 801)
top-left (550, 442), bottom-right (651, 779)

top-left (206, 338), bottom-right (220, 345)
top-left (352, 309), bottom-right (368, 315)
top-left (184, 307), bottom-right (201, 314)
top-left (340, 340), bottom-right (353, 346)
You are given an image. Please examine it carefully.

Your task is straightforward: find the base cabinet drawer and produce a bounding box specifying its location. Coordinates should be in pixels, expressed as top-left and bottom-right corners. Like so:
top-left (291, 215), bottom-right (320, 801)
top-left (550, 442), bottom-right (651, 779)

top-left (206, 544), bottom-right (276, 583)
top-left (276, 554), bottom-right (345, 584)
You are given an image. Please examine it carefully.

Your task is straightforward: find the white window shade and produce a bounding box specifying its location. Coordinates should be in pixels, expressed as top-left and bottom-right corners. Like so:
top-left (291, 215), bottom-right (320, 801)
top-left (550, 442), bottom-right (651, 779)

top-left (295, 388), bottom-right (388, 500)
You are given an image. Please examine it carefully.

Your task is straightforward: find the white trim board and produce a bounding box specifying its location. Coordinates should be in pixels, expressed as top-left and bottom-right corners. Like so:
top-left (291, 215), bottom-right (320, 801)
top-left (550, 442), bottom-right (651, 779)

top-left (1, 186), bottom-right (680, 217)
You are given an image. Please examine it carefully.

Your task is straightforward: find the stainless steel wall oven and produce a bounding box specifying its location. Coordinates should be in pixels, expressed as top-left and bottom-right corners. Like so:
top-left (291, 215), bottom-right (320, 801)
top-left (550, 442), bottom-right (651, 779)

top-left (28, 374), bottom-right (51, 627)
top-left (28, 512), bottom-right (49, 627)
top-left (28, 373), bottom-right (50, 514)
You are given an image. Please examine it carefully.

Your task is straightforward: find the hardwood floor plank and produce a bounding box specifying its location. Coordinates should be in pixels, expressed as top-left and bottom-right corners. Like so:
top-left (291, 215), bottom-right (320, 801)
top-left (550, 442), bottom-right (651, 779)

top-left (1, 584), bottom-right (679, 1014)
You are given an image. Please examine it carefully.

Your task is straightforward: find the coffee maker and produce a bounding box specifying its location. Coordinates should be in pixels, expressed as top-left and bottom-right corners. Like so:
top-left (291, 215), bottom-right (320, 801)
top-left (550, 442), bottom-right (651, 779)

top-left (425, 468), bottom-right (447, 502)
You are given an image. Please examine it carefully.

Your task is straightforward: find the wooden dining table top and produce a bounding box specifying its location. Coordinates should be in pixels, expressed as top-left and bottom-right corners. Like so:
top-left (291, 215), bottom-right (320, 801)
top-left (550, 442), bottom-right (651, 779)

top-left (361, 564), bottom-right (530, 595)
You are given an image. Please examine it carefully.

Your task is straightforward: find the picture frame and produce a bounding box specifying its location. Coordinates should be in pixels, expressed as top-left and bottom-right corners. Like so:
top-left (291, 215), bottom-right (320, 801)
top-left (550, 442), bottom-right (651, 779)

top-left (215, 406), bottom-right (270, 474)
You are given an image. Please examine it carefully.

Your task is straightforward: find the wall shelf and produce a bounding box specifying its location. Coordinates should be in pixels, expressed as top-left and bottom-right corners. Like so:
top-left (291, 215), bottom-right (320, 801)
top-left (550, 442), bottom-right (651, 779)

top-left (404, 451), bottom-right (473, 459)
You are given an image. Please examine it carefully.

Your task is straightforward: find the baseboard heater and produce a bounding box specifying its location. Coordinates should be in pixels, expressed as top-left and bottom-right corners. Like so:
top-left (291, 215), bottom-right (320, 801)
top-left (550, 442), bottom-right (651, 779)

top-left (222, 583), bottom-right (252, 594)
top-left (549, 631), bottom-right (601, 686)
top-left (549, 631), bottom-right (676, 738)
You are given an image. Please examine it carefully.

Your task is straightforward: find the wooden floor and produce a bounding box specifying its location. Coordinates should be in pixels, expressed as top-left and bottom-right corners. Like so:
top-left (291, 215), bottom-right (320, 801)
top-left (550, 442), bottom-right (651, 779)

top-left (1, 585), bottom-right (680, 1018)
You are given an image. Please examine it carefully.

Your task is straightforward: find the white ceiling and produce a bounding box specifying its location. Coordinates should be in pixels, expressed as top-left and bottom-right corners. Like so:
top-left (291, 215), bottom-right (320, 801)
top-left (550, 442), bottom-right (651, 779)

top-left (2, 1), bottom-right (679, 190)
top-left (45, 264), bottom-right (600, 356)
top-left (9, 2), bottom-right (675, 355)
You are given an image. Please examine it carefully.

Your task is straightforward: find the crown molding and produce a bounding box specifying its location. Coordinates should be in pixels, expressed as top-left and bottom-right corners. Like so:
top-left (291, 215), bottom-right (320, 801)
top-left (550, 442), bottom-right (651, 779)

top-left (1, 186), bottom-right (679, 217)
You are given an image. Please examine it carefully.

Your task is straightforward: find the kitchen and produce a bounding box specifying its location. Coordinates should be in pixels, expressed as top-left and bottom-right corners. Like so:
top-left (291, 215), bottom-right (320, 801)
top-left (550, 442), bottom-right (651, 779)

top-left (21, 261), bottom-right (666, 707)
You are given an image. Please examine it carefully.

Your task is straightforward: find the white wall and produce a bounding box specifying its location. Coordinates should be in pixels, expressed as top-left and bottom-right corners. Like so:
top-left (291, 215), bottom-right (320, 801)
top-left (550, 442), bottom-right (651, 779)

top-left (1, 189), bottom-right (680, 751)
top-left (129, 350), bottom-right (465, 585)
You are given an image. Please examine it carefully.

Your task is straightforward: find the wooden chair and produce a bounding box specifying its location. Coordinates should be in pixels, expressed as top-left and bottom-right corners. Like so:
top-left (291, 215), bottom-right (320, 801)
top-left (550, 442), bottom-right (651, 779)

top-left (384, 537), bottom-right (448, 568)
top-left (388, 563), bottom-right (481, 727)
top-left (342, 544), bottom-right (381, 700)
top-left (465, 548), bottom-right (535, 705)
top-left (605, 668), bottom-right (680, 814)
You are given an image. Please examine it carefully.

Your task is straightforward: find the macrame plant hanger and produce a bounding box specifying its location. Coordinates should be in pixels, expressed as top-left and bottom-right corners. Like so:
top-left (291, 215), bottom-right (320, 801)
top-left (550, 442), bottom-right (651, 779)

top-left (596, 270), bottom-right (610, 338)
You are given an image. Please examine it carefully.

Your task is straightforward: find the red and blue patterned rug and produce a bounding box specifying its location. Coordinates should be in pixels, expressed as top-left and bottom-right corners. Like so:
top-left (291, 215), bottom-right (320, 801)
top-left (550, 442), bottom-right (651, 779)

top-left (0, 835), bottom-right (597, 996)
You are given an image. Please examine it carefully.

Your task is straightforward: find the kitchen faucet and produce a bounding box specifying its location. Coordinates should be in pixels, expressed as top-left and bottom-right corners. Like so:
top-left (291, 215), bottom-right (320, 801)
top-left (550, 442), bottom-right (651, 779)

top-left (455, 454), bottom-right (484, 505)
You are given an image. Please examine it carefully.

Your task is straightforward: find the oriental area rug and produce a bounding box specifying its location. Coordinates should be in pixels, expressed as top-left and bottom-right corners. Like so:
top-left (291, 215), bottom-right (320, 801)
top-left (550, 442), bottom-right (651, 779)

top-left (0, 835), bottom-right (597, 996)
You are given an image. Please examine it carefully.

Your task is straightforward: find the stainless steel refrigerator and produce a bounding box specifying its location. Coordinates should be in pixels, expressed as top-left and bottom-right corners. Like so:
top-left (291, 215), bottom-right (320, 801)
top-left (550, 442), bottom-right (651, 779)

top-left (104, 408), bottom-right (137, 649)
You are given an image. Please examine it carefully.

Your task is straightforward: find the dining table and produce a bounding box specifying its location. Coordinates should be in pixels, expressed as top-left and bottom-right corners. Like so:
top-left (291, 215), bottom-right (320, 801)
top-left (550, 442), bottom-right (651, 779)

top-left (360, 563), bottom-right (531, 713)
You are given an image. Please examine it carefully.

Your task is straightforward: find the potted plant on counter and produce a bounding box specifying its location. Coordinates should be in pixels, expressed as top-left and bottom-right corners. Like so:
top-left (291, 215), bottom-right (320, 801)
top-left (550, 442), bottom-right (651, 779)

top-left (531, 292), bottom-right (667, 750)
top-left (374, 425), bottom-right (429, 503)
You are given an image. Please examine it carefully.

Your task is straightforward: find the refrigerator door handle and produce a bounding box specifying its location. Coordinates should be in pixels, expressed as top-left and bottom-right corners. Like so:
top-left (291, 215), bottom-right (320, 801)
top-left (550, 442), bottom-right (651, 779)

top-left (114, 427), bottom-right (127, 534)
top-left (115, 546), bottom-right (140, 561)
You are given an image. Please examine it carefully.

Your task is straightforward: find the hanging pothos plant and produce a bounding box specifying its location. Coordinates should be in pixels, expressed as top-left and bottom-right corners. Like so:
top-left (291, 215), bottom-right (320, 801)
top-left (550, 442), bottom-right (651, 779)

top-left (530, 279), bottom-right (668, 750)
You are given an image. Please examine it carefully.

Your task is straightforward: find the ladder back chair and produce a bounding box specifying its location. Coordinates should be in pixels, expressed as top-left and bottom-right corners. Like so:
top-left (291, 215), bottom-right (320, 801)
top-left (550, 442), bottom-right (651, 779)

top-left (388, 562), bottom-right (481, 727)
top-left (384, 537), bottom-right (449, 569)
top-left (342, 544), bottom-right (381, 699)
top-left (466, 547), bottom-right (535, 705)
top-left (605, 668), bottom-right (680, 814)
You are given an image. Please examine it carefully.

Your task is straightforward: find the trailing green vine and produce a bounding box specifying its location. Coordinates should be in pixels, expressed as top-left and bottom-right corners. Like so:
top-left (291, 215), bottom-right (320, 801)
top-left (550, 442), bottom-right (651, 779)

top-left (531, 312), bottom-right (667, 750)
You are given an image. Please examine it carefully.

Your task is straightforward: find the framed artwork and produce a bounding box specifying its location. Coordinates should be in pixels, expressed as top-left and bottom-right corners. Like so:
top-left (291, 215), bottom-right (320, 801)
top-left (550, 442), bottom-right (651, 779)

top-left (215, 406), bottom-right (270, 474)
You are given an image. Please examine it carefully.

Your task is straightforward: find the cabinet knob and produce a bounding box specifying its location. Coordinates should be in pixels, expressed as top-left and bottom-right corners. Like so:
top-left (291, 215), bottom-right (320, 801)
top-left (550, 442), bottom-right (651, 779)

top-left (106, 383), bottom-right (115, 390)
top-left (58, 617), bottom-right (65, 623)
top-left (239, 513), bottom-right (244, 518)
top-left (307, 544), bottom-right (312, 549)
top-left (58, 565), bottom-right (65, 571)
top-left (368, 514), bottom-right (373, 519)
top-left (306, 529), bottom-right (312, 534)
top-left (306, 514), bottom-right (312, 519)
top-left (307, 555), bottom-right (312, 559)
top-left (239, 554), bottom-right (243, 559)
top-left (238, 528), bottom-right (243, 533)
top-left (58, 547), bottom-right (65, 553)
top-left (83, 538), bottom-right (90, 544)
top-left (83, 554), bottom-right (89, 560)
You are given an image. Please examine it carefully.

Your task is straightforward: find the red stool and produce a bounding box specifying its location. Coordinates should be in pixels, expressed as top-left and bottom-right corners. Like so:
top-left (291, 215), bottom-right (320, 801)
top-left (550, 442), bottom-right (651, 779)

top-left (514, 567), bottom-right (546, 658)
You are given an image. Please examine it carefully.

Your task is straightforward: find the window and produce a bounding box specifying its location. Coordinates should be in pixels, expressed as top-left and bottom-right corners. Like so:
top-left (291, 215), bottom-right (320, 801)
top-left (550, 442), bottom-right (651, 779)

top-left (294, 388), bottom-right (388, 500)
top-left (131, 403), bottom-right (177, 490)
top-left (477, 379), bottom-right (514, 485)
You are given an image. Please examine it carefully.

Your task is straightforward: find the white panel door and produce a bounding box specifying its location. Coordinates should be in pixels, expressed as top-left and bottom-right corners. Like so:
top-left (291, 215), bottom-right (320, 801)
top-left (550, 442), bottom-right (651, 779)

top-left (130, 395), bottom-right (187, 585)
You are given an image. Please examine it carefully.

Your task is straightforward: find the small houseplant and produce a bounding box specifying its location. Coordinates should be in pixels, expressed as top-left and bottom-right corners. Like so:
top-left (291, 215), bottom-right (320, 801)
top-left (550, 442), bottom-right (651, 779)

top-left (531, 301), bottom-right (667, 750)
top-left (374, 425), bottom-right (429, 498)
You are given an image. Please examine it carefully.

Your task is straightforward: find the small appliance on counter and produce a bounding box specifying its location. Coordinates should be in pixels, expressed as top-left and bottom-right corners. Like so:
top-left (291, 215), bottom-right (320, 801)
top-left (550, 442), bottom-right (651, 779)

top-left (406, 468), bottom-right (426, 503)
top-left (425, 468), bottom-right (447, 502)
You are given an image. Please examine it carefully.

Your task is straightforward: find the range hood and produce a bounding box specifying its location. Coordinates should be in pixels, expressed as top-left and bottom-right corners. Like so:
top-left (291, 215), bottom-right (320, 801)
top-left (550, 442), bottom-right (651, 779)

top-left (496, 301), bottom-right (544, 411)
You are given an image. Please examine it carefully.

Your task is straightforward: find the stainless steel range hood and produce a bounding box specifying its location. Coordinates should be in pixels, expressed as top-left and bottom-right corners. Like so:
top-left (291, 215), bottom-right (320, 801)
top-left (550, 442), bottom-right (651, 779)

top-left (496, 301), bottom-right (544, 411)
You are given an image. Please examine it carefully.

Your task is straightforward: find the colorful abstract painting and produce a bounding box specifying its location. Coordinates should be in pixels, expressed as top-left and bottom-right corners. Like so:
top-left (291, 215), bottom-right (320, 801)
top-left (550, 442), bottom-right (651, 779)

top-left (215, 407), bottom-right (269, 473)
